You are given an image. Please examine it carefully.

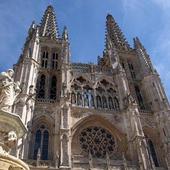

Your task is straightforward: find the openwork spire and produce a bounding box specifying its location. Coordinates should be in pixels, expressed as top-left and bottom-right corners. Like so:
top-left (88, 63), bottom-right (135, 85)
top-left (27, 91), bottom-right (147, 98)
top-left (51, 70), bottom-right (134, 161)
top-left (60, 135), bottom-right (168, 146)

top-left (40, 5), bottom-right (59, 39)
top-left (106, 14), bottom-right (130, 50)
top-left (134, 37), bottom-right (154, 74)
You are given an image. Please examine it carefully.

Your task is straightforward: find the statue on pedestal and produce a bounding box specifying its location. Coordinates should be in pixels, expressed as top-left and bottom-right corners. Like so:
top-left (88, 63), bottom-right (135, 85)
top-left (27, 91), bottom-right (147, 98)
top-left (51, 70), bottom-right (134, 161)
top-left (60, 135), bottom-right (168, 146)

top-left (0, 69), bottom-right (21, 112)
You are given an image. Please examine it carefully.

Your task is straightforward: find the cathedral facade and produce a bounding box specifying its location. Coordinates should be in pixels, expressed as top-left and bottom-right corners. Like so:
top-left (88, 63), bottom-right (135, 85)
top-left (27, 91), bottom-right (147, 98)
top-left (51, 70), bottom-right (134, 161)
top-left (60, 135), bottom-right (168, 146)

top-left (12, 5), bottom-right (170, 170)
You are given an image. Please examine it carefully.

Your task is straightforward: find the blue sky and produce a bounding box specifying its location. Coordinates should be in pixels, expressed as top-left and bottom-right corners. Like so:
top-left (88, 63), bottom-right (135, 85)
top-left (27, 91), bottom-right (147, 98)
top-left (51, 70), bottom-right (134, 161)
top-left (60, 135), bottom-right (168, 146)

top-left (0, 0), bottom-right (170, 99)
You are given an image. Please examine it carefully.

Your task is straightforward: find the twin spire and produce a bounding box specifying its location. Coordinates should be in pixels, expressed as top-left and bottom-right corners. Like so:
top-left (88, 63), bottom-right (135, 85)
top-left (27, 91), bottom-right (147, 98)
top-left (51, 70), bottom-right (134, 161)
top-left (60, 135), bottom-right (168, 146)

top-left (39, 5), bottom-right (130, 49)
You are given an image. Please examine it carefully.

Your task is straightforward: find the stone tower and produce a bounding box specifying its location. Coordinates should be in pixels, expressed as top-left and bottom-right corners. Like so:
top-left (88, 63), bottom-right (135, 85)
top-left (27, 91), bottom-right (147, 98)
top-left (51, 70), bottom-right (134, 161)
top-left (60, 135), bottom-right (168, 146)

top-left (12, 5), bottom-right (170, 170)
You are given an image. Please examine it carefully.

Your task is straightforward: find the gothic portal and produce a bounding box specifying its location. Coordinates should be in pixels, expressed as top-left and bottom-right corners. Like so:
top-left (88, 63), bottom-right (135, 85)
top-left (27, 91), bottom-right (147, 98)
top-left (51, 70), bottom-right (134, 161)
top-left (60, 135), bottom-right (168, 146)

top-left (11, 5), bottom-right (170, 170)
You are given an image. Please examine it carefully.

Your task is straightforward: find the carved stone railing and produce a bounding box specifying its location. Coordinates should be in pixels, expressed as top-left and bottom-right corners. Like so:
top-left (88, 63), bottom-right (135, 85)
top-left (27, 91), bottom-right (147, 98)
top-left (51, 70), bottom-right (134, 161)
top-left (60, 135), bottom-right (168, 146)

top-left (72, 154), bottom-right (137, 169)
top-left (36, 98), bottom-right (56, 104)
top-left (71, 104), bottom-right (120, 113)
top-left (71, 63), bottom-right (112, 76)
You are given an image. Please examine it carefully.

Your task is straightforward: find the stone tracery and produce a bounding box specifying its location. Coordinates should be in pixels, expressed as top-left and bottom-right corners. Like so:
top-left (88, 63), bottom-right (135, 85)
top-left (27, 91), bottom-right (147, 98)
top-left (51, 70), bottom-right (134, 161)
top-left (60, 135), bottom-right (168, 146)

top-left (71, 77), bottom-right (120, 111)
top-left (79, 126), bottom-right (116, 158)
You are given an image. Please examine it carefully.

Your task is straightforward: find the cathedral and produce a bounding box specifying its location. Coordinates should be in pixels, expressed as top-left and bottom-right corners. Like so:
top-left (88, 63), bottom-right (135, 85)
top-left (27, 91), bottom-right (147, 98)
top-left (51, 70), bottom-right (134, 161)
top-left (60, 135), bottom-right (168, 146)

top-left (9, 5), bottom-right (170, 170)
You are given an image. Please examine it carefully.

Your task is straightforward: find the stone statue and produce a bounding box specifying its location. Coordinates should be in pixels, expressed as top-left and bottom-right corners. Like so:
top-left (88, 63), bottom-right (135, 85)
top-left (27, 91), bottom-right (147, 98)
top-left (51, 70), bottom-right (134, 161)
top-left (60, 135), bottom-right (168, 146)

top-left (123, 93), bottom-right (136, 108)
top-left (0, 69), bottom-right (21, 112)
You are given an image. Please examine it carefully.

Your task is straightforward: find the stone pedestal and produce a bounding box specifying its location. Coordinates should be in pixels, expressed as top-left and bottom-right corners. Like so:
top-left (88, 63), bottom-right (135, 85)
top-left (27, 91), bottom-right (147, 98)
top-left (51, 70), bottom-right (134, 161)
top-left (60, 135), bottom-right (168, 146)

top-left (0, 110), bottom-right (29, 170)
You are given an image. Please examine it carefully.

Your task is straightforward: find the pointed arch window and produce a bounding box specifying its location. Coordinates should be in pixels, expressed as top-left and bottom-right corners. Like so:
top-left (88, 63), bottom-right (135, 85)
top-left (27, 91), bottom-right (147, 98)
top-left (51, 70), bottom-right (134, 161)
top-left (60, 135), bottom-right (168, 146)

top-left (108, 97), bottom-right (114, 109)
top-left (135, 86), bottom-right (145, 109)
top-left (77, 92), bottom-right (82, 106)
top-left (33, 130), bottom-right (41, 160)
top-left (113, 97), bottom-right (120, 111)
top-left (128, 63), bottom-right (136, 80)
top-left (50, 76), bottom-right (57, 100)
top-left (96, 95), bottom-right (102, 108)
top-left (71, 92), bottom-right (76, 104)
top-left (41, 51), bottom-right (48, 68)
top-left (102, 96), bottom-right (107, 108)
top-left (41, 130), bottom-right (49, 160)
top-left (37, 74), bottom-right (46, 99)
top-left (90, 94), bottom-right (95, 107)
top-left (147, 139), bottom-right (159, 167)
top-left (84, 92), bottom-right (89, 107)
top-left (52, 53), bottom-right (58, 69)
top-left (33, 126), bottom-right (49, 160)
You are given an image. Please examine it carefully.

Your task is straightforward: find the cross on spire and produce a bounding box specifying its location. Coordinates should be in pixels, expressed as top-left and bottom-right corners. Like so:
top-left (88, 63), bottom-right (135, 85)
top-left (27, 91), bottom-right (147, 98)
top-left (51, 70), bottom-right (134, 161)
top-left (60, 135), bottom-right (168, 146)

top-left (40, 5), bottom-right (59, 39)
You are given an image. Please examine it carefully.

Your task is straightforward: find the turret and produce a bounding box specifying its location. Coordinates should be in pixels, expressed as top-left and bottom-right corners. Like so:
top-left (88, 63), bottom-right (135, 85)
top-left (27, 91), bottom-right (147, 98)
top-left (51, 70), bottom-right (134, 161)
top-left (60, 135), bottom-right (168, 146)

top-left (134, 37), bottom-right (154, 77)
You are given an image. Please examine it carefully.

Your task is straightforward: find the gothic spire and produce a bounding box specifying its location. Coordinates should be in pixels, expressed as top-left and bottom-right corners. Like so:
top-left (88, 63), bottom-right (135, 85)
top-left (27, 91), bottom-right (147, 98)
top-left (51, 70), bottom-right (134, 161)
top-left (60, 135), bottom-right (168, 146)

top-left (40, 5), bottom-right (59, 39)
top-left (106, 14), bottom-right (130, 50)
top-left (134, 37), bottom-right (154, 74)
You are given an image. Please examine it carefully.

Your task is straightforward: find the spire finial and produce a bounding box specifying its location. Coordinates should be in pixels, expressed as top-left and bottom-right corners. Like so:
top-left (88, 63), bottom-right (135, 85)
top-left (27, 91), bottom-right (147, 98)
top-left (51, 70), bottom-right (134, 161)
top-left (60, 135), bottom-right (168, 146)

top-left (40, 5), bottom-right (59, 39)
top-left (106, 14), bottom-right (130, 50)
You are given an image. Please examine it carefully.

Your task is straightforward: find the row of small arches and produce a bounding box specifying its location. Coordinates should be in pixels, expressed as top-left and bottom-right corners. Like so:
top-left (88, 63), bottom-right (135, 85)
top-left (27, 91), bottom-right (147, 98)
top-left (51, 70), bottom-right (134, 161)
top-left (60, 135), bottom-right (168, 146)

top-left (71, 92), bottom-right (120, 111)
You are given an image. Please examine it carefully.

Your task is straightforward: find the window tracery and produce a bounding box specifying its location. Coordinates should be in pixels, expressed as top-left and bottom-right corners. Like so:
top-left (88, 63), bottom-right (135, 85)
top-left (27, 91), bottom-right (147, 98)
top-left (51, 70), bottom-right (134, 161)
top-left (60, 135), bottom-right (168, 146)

top-left (33, 125), bottom-right (49, 160)
top-left (102, 96), bottom-right (108, 108)
top-left (50, 76), bottom-right (57, 100)
top-left (37, 74), bottom-right (46, 99)
top-left (52, 52), bottom-right (58, 69)
top-left (113, 97), bottom-right (120, 111)
top-left (108, 97), bottom-right (114, 109)
top-left (70, 78), bottom-right (120, 111)
top-left (135, 85), bottom-right (145, 110)
top-left (147, 139), bottom-right (159, 167)
top-left (79, 126), bottom-right (116, 158)
top-left (96, 95), bottom-right (102, 108)
top-left (77, 92), bottom-right (83, 106)
top-left (41, 51), bottom-right (48, 68)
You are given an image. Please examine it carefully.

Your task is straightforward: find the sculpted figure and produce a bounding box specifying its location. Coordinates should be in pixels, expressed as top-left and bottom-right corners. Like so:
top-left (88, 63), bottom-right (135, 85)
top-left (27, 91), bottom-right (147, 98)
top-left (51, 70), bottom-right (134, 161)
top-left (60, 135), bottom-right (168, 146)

top-left (0, 69), bottom-right (21, 112)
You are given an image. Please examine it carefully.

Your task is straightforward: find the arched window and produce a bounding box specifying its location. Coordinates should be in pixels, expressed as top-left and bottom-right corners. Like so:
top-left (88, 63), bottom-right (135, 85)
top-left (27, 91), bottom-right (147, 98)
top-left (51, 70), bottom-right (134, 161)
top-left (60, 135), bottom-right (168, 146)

top-left (84, 92), bottom-right (89, 107)
top-left (90, 94), bottom-right (95, 107)
top-left (33, 125), bottom-right (49, 160)
top-left (102, 96), bottom-right (107, 108)
top-left (128, 63), bottom-right (136, 80)
top-left (96, 95), bottom-right (102, 108)
top-left (71, 92), bottom-right (76, 104)
top-left (108, 97), bottom-right (114, 109)
top-left (77, 92), bottom-right (82, 106)
top-left (52, 53), bottom-right (58, 69)
top-left (41, 130), bottom-right (49, 160)
top-left (33, 130), bottom-right (41, 160)
top-left (41, 51), bottom-right (48, 68)
top-left (37, 75), bottom-right (46, 99)
top-left (50, 76), bottom-right (57, 100)
top-left (147, 139), bottom-right (159, 167)
top-left (135, 86), bottom-right (145, 109)
top-left (113, 97), bottom-right (120, 111)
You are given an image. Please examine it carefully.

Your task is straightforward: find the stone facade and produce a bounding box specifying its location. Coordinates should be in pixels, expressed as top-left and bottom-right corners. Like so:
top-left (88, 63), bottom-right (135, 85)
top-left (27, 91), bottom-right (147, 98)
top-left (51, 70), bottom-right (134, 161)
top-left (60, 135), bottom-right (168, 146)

top-left (10, 5), bottom-right (170, 170)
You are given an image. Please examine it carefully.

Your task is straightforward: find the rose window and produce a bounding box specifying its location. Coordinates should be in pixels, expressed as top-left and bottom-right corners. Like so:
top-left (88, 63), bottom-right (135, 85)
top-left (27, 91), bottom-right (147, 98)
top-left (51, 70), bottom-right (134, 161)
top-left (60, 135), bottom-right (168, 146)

top-left (79, 126), bottom-right (116, 158)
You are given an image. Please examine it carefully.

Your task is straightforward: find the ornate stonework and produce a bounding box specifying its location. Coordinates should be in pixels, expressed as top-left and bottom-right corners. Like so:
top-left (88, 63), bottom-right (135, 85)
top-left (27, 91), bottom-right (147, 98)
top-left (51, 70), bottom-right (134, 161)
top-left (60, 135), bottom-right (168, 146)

top-left (1, 5), bottom-right (170, 170)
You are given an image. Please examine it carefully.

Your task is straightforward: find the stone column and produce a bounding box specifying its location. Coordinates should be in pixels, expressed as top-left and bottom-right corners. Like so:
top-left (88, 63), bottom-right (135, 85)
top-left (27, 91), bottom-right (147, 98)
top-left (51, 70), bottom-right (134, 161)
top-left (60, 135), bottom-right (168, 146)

top-left (127, 104), bottom-right (153, 170)
top-left (60, 133), bottom-right (69, 168)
